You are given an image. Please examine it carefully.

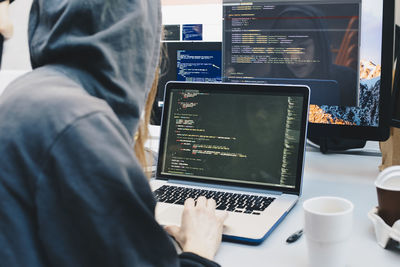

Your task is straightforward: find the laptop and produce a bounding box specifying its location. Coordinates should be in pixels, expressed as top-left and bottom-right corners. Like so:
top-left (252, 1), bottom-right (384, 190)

top-left (151, 81), bottom-right (310, 244)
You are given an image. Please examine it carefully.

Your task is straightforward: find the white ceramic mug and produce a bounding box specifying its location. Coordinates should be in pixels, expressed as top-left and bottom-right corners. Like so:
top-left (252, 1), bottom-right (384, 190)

top-left (303, 196), bottom-right (354, 267)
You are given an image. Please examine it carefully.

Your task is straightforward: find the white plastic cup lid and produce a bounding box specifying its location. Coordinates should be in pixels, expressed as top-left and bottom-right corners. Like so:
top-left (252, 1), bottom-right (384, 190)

top-left (375, 166), bottom-right (400, 191)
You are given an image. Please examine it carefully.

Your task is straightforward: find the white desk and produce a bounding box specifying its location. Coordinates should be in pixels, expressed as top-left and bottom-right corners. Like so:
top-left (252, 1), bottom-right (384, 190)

top-left (214, 150), bottom-right (400, 267)
top-left (147, 126), bottom-right (400, 266)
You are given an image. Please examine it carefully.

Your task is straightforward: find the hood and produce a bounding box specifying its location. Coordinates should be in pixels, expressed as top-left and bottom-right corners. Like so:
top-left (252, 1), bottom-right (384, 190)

top-left (28, 0), bottom-right (162, 137)
top-left (271, 5), bottom-right (333, 79)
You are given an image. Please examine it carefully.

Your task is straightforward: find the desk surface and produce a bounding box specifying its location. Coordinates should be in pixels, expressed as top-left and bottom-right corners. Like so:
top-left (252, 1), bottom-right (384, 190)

top-left (214, 150), bottom-right (400, 267)
top-left (146, 125), bottom-right (400, 266)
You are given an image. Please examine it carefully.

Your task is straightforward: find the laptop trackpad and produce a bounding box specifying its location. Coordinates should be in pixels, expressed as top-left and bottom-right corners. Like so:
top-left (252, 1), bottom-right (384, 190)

top-left (155, 204), bottom-right (184, 226)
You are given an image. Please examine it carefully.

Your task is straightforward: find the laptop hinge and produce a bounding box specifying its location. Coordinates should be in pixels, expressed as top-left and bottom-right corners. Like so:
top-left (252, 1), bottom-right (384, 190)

top-left (167, 179), bottom-right (283, 195)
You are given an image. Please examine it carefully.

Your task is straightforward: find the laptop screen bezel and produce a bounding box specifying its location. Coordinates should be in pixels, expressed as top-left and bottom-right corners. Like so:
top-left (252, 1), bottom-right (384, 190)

top-left (156, 81), bottom-right (310, 195)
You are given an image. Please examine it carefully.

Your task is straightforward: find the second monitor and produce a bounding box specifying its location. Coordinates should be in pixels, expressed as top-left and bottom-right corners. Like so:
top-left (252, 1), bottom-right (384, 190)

top-left (151, 42), bottom-right (222, 125)
top-left (222, 0), bottom-right (394, 143)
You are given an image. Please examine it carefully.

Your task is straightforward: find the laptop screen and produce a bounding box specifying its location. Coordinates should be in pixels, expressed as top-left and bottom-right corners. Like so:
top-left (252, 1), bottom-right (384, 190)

top-left (158, 82), bottom-right (308, 191)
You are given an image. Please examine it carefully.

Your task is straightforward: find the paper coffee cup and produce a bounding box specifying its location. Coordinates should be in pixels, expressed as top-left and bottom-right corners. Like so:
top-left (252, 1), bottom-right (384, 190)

top-left (375, 166), bottom-right (400, 226)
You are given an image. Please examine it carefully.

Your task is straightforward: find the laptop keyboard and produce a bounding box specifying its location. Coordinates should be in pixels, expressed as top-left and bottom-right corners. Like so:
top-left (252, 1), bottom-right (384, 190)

top-left (154, 185), bottom-right (276, 215)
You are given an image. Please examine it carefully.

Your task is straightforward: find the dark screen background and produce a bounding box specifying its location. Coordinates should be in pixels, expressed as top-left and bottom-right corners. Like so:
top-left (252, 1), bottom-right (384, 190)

top-left (223, 2), bottom-right (360, 107)
top-left (161, 88), bottom-right (304, 188)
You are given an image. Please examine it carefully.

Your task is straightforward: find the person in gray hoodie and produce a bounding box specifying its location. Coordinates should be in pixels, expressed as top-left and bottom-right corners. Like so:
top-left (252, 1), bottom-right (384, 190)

top-left (0, 0), bottom-right (226, 266)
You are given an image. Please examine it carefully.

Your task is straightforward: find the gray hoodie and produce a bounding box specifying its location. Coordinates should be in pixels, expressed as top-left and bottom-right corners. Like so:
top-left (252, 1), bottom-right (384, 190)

top-left (0, 0), bottom-right (219, 266)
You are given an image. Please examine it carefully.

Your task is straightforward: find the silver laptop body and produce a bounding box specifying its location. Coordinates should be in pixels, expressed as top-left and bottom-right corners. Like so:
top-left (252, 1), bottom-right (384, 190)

top-left (151, 81), bottom-right (310, 244)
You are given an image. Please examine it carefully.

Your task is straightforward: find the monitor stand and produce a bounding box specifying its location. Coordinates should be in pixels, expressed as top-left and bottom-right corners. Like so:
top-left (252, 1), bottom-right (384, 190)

top-left (308, 137), bottom-right (366, 154)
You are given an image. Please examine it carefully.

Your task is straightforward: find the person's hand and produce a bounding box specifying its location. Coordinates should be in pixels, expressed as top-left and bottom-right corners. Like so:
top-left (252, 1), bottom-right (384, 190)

top-left (0, 0), bottom-right (13, 39)
top-left (165, 196), bottom-right (228, 261)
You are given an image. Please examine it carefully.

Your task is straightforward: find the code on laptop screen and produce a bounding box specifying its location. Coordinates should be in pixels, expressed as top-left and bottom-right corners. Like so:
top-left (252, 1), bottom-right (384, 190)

top-left (161, 88), bottom-right (304, 189)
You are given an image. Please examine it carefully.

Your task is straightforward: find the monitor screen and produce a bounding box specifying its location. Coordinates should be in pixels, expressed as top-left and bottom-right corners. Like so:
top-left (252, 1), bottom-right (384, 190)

top-left (176, 50), bottom-right (222, 82)
top-left (150, 42), bottom-right (222, 125)
top-left (222, 0), bottom-right (394, 141)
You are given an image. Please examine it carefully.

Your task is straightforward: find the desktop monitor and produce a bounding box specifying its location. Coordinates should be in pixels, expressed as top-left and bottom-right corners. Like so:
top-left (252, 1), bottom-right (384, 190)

top-left (222, 0), bottom-right (395, 144)
top-left (150, 42), bottom-right (222, 125)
